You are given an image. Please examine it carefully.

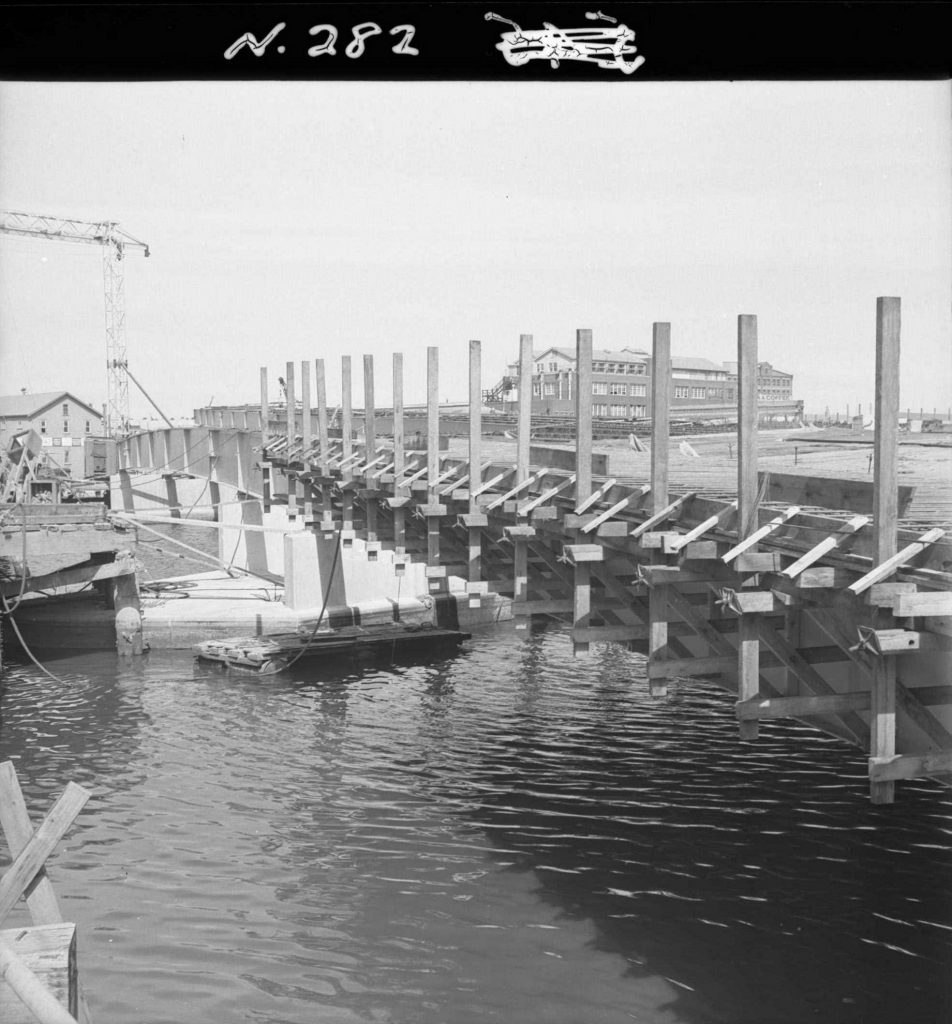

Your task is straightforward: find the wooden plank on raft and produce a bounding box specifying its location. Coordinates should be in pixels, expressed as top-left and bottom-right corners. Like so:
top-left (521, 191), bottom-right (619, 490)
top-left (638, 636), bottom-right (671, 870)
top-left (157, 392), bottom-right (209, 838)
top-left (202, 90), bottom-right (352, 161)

top-left (722, 507), bottom-right (800, 563)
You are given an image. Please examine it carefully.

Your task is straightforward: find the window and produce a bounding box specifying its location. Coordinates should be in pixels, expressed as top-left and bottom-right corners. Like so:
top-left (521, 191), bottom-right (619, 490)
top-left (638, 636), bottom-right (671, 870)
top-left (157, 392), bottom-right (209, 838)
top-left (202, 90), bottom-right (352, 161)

top-left (532, 383), bottom-right (541, 397)
top-left (85, 420), bottom-right (91, 433)
top-left (691, 387), bottom-right (706, 400)
top-left (548, 362), bottom-right (558, 372)
top-left (593, 362), bottom-right (606, 373)
top-left (592, 403), bottom-right (608, 417)
top-left (674, 387), bottom-right (690, 399)
top-left (610, 404), bottom-right (627, 418)
top-left (592, 382), bottom-right (608, 395)
top-left (727, 388), bottom-right (735, 401)
top-left (629, 384), bottom-right (646, 397)
top-left (39, 419), bottom-right (46, 434)
top-left (609, 383), bottom-right (627, 395)
top-left (633, 363), bottom-right (646, 375)
top-left (536, 363), bottom-right (544, 373)
top-left (63, 419), bottom-right (69, 433)
top-left (607, 363), bottom-right (618, 375)
top-left (632, 405), bottom-right (646, 418)
top-left (62, 402), bottom-right (69, 416)
top-left (544, 383), bottom-right (556, 396)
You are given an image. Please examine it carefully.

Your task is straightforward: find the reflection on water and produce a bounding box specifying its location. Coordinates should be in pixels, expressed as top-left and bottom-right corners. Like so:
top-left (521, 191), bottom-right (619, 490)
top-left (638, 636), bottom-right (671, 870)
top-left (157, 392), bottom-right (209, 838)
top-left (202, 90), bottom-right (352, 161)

top-left (1, 625), bottom-right (950, 1024)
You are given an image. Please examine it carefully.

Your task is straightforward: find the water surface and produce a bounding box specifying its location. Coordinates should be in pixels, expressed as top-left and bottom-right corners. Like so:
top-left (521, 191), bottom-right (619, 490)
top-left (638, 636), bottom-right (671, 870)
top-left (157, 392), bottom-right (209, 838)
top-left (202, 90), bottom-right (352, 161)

top-left (1, 622), bottom-right (950, 1024)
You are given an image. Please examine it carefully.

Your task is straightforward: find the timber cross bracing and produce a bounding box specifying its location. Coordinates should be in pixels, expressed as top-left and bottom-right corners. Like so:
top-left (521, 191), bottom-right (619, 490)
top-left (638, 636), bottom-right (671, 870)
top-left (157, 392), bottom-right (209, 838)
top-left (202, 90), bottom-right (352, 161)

top-left (116, 301), bottom-right (952, 804)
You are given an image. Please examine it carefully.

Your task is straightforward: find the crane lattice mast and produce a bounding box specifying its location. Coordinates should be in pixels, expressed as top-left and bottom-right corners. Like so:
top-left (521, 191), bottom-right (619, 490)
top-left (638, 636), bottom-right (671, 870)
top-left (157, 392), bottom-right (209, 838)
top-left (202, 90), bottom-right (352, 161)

top-left (0, 211), bottom-right (151, 437)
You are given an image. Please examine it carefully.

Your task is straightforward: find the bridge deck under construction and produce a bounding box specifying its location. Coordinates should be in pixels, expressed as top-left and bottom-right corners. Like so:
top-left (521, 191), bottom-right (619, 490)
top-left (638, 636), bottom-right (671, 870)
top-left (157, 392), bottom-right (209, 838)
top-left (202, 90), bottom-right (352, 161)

top-left (112, 299), bottom-right (952, 805)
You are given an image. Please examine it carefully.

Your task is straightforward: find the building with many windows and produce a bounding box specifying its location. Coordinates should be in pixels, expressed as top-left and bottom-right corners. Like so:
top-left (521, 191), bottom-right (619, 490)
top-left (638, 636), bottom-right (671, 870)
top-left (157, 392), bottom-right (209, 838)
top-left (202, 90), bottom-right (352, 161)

top-left (494, 348), bottom-right (794, 419)
top-left (0, 391), bottom-right (104, 471)
top-left (722, 361), bottom-right (794, 402)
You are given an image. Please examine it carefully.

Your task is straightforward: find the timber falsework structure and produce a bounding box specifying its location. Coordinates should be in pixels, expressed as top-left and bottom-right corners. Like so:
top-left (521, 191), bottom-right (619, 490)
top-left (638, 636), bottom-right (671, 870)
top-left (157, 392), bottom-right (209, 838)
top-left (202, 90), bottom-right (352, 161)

top-left (115, 298), bottom-right (952, 805)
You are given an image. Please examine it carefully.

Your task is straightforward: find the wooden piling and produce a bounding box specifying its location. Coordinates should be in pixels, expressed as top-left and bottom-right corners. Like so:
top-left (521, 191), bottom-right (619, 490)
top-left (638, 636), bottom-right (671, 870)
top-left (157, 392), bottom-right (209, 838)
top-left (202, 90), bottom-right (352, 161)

top-left (363, 354), bottom-right (378, 541)
top-left (737, 314), bottom-right (760, 739)
top-left (871, 296), bottom-right (901, 804)
top-left (392, 352), bottom-right (406, 553)
top-left (514, 335), bottom-right (533, 608)
top-left (260, 366), bottom-right (271, 513)
top-left (285, 360), bottom-right (297, 520)
top-left (573, 329), bottom-right (593, 656)
top-left (426, 346), bottom-right (444, 590)
top-left (300, 359), bottom-right (313, 521)
top-left (341, 355), bottom-right (354, 531)
top-left (648, 322), bottom-right (671, 696)
top-left (467, 340), bottom-right (484, 595)
top-left (315, 358), bottom-right (333, 527)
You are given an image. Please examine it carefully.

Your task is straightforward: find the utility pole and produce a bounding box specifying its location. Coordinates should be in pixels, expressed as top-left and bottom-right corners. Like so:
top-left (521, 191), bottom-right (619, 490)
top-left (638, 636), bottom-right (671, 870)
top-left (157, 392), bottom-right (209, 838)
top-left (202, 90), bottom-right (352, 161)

top-left (0, 211), bottom-right (151, 436)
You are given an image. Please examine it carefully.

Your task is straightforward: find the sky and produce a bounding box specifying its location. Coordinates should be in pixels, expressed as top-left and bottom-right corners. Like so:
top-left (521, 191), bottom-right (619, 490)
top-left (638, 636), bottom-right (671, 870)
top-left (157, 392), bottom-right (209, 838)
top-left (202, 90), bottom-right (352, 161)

top-left (0, 79), bottom-right (950, 424)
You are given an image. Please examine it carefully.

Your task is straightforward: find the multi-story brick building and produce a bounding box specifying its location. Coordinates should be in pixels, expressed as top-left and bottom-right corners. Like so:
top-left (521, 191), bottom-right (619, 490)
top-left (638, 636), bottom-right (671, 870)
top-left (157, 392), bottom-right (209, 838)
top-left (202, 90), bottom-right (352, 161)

top-left (494, 347), bottom-right (787, 420)
top-left (722, 361), bottom-right (794, 402)
top-left (0, 390), bottom-right (104, 472)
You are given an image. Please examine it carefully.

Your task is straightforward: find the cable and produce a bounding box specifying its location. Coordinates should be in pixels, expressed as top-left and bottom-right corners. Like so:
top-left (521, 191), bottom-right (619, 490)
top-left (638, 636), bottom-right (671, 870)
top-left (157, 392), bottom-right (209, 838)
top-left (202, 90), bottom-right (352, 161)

top-left (0, 590), bottom-right (65, 683)
top-left (259, 520), bottom-right (345, 675)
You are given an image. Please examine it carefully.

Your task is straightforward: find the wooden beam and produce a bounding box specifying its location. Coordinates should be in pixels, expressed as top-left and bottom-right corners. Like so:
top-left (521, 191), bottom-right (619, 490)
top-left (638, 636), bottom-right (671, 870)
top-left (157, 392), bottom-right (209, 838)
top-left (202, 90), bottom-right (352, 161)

top-left (722, 507), bottom-right (800, 563)
top-left (737, 692), bottom-right (872, 720)
top-left (0, 784), bottom-right (90, 923)
top-left (581, 485), bottom-right (650, 533)
top-left (781, 515), bottom-right (869, 579)
top-left (631, 493), bottom-right (693, 539)
top-left (574, 478), bottom-right (618, 515)
top-left (893, 591), bottom-right (952, 617)
top-left (668, 502), bottom-right (737, 552)
top-left (847, 528), bottom-right (945, 595)
top-left (869, 751), bottom-right (952, 783)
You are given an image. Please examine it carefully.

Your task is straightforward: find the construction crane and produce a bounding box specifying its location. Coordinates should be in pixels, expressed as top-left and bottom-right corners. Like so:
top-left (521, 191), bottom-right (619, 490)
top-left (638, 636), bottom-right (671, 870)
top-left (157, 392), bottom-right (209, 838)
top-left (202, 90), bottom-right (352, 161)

top-left (0, 211), bottom-right (151, 437)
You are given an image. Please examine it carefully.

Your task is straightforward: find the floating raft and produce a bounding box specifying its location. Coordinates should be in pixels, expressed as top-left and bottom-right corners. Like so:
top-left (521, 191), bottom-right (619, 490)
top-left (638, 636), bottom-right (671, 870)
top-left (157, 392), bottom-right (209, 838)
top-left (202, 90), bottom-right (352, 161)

top-left (194, 623), bottom-right (470, 672)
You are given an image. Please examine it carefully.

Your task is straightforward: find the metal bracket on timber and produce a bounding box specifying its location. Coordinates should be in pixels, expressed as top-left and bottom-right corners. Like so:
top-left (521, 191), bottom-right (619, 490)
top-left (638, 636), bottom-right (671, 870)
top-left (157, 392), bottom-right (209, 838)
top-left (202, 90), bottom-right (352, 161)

top-left (561, 544), bottom-right (604, 565)
top-left (715, 587), bottom-right (783, 616)
top-left (851, 626), bottom-right (923, 656)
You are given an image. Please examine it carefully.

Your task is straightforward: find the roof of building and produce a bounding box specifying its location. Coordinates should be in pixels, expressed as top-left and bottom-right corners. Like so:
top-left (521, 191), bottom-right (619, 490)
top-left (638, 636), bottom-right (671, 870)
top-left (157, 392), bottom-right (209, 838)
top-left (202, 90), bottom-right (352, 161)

top-left (722, 360), bottom-right (792, 376)
top-left (0, 391), bottom-right (103, 420)
top-left (671, 357), bottom-right (728, 373)
top-left (532, 347), bottom-right (650, 363)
